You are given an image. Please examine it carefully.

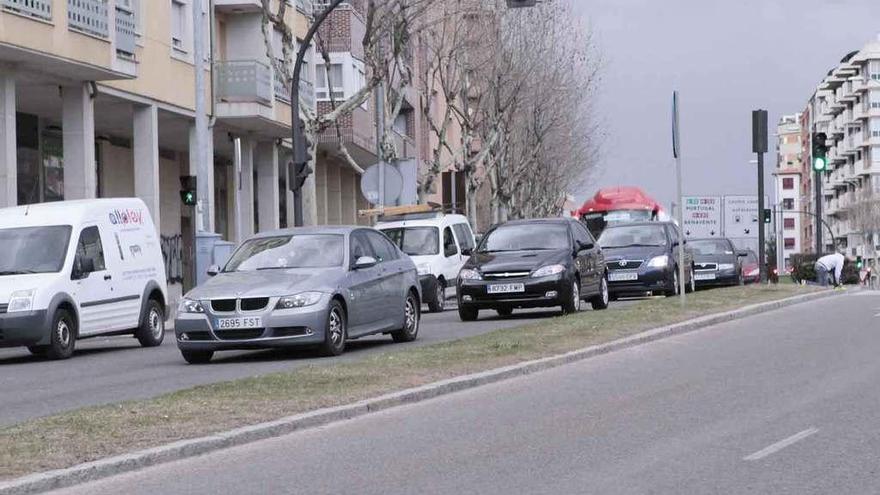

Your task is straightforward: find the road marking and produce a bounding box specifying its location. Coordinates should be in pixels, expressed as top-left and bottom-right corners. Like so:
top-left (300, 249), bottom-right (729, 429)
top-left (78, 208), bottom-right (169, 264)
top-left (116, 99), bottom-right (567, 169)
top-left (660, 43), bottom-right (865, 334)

top-left (743, 428), bottom-right (819, 461)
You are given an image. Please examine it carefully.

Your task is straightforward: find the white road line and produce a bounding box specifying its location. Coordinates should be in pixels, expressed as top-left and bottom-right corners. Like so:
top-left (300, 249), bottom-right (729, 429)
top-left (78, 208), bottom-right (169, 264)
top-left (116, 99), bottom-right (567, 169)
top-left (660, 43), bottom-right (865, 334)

top-left (743, 428), bottom-right (819, 461)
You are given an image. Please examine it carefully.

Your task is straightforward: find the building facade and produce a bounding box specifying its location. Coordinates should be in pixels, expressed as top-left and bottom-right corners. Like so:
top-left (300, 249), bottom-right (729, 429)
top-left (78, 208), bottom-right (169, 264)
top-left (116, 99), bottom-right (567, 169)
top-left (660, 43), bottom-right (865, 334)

top-left (804, 35), bottom-right (880, 270)
top-left (774, 114), bottom-right (803, 269)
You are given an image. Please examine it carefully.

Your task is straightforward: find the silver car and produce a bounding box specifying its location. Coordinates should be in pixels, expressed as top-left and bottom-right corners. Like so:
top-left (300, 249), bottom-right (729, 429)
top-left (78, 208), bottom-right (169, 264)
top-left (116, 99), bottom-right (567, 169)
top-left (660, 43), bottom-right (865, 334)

top-left (175, 227), bottom-right (421, 364)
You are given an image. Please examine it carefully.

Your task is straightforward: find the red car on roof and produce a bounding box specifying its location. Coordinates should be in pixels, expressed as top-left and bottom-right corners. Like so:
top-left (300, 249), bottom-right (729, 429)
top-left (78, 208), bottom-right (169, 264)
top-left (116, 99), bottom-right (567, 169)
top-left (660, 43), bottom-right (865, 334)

top-left (574, 187), bottom-right (670, 238)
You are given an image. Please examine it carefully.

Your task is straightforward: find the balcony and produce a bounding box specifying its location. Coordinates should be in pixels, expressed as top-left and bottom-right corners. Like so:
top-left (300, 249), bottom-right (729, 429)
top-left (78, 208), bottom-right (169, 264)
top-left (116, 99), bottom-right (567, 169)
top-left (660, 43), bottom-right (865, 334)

top-left (273, 71), bottom-right (316, 110)
top-left (317, 104), bottom-right (377, 166)
top-left (215, 60), bottom-right (273, 104)
top-left (1, 0), bottom-right (51, 21)
top-left (115, 6), bottom-right (136, 58)
top-left (295, 0), bottom-right (313, 16)
top-left (68, 0), bottom-right (109, 39)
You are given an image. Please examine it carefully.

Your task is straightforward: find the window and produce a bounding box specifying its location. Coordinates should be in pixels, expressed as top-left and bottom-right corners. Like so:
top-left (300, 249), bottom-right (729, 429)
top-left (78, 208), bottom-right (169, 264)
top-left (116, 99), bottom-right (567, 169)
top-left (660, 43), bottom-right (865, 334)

top-left (315, 63), bottom-right (344, 100)
top-left (171, 0), bottom-right (186, 51)
top-left (782, 198), bottom-right (794, 210)
top-left (381, 227), bottom-right (439, 256)
top-left (871, 118), bottom-right (880, 138)
top-left (452, 224), bottom-right (475, 252)
top-left (571, 222), bottom-right (592, 248)
top-left (75, 227), bottom-right (106, 273)
top-left (349, 232), bottom-right (375, 263)
top-left (443, 227), bottom-right (458, 257)
top-left (870, 60), bottom-right (880, 81)
top-left (784, 238), bottom-right (796, 249)
top-left (364, 231), bottom-right (398, 263)
top-left (784, 218), bottom-right (795, 230)
top-left (782, 178), bottom-right (794, 190)
top-left (118, 0), bottom-right (141, 34)
top-left (224, 235), bottom-right (344, 270)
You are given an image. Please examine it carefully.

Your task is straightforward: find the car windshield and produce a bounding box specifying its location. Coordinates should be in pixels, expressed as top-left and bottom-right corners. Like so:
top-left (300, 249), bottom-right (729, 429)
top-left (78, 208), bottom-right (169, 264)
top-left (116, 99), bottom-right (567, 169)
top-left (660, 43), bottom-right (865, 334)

top-left (380, 227), bottom-right (439, 256)
top-left (224, 234), bottom-right (344, 271)
top-left (478, 224), bottom-right (570, 252)
top-left (690, 240), bottom-right (734, 256)
top-left (0, 226), bottom-right (72, 275)
top-left (599, 225), bottom-right (667, 248)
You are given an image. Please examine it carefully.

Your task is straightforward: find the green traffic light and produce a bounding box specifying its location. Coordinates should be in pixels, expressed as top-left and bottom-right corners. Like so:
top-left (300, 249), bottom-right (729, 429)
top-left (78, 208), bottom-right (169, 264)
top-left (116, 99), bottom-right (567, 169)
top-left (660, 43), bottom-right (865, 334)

top-left (813, 156), bottom-right (827, 171)
top-left (180, 190), bottom-right (196, 206)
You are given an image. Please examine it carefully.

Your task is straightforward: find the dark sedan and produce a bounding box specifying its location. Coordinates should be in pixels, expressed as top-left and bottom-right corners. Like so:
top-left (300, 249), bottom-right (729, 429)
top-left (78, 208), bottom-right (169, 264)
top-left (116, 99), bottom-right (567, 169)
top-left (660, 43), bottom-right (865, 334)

top-left (689, 238), bottom-right (747, 287)
top-left (598, 222), bottom-right (695, 298)
top-left (456, 218), bottom-right (609, 321)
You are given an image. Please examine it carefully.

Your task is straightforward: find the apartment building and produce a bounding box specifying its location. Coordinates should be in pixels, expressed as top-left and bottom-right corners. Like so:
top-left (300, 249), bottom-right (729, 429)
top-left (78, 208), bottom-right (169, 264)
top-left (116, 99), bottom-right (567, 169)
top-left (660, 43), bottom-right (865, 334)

top-left (805, 34), bottom-right (880, 268)
top-left (0, 0), bottom-right (313, 303)
top-left (798, 109), bottom-right (814, 253)
top-left (773, 114), bottom-right (803, 269)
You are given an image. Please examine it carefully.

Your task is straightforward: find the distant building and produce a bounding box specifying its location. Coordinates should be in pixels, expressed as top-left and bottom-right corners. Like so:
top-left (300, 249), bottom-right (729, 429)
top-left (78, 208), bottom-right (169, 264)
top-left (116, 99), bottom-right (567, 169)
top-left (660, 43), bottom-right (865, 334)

top-left (774, 114), bottom-right (803, 269)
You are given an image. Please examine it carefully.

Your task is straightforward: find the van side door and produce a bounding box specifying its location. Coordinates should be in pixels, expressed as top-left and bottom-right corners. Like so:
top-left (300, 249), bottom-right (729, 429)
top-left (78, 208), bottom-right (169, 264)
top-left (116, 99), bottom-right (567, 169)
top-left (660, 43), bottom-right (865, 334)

top-left (71, 226), bottom-right (116, 336)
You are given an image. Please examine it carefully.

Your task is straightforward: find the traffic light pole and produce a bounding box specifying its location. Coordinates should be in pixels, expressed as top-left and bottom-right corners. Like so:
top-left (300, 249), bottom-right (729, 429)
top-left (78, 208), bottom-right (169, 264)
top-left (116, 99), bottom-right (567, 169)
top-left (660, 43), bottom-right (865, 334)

top-left (753, 110), bottom-right (769, 283)
top-left (815, 169), bottom-right (823, 254)
top-left (290, 0), bottom-right (347, 227)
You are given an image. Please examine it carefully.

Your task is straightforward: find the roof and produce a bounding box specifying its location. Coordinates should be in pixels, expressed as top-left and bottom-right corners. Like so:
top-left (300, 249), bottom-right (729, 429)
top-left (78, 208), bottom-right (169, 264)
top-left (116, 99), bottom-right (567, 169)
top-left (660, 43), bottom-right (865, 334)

top-left (375, 213), bottom-right (470, 229)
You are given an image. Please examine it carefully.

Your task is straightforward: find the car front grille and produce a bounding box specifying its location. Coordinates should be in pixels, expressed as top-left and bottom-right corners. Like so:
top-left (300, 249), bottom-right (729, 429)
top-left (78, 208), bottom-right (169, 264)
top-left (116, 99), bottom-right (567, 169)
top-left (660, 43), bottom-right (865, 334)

top-left (695, 263), bottom-right (718, 271)
top-left (215, 329), bottom-right (265, 340)
top-left (607, 260), bottom-right (644, 271)
top-left (211, 299), bottom-right (237, 312)
top-left (483, 271), bottom-right (531, 280)
top-left (240, 298), bottom-right (269, 312)
top-left (273, 327), bottom-right (310, 337)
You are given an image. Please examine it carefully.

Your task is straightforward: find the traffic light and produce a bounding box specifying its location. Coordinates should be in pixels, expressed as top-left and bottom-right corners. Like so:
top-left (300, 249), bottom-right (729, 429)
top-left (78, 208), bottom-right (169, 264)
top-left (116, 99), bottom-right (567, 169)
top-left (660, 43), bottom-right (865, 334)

top-left (857, 255), bottom-right (864, 270)
top-left (289, 117), bottom-right (314, 192)
top-left (812, 132), bottom-right (828, 172)
top-left (763, 208), bottom-right (772, 224)
top-left (179, 176), bottom-right (197, 206)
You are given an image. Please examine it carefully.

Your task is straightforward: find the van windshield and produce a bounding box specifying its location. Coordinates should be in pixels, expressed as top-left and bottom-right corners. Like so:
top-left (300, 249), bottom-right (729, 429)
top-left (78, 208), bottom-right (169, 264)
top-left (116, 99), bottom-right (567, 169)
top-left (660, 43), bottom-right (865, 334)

top-left (0, 226), bottom-right (72, 275)
top-left (380, 227), bottom-right (440, 256)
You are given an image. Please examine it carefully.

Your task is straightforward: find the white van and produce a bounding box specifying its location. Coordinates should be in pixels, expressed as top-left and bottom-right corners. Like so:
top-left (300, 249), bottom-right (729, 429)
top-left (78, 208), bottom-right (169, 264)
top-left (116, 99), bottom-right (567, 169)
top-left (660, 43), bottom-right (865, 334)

top-left (0, 198), bottom-right (168, 359)
top-left (376, 213), bottom-right (476, 312)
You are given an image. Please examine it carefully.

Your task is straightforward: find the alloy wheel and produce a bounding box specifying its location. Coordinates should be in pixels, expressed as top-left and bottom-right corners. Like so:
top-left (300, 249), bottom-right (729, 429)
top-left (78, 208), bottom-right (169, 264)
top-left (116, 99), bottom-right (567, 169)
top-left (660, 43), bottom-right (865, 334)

top-left (328, 307), bottom-right (344, 346)
top-left (572, 281), bottom-right (581, 312)
top-left (405, 295), bottom-right (419, 335)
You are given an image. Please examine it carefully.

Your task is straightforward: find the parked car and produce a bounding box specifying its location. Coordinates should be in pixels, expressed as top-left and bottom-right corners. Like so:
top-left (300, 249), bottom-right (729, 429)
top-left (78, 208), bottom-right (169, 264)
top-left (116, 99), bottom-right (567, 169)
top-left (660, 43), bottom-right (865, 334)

top-left (456, 218), bottom-right (609, 321)
top-left (376, 212), bottom-right (475, 313)
top-left (741, 249), bottom-right (760, 284)
top-left (0, 199), bottom-right (168, 359)
top-left (689, 238), bottom-right (746, 287)
top-left (598, 221), bottom-right (694, 298)
top-left (175, 227), bottom-right (421, 364)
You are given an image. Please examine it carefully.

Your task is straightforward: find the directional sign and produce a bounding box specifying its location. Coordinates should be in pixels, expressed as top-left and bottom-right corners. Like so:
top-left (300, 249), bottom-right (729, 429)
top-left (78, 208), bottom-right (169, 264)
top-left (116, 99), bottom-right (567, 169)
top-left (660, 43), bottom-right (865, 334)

top-left (723, 195), bottom-right (768, 239)
top-left (682, 196), bottom-right (722, 239)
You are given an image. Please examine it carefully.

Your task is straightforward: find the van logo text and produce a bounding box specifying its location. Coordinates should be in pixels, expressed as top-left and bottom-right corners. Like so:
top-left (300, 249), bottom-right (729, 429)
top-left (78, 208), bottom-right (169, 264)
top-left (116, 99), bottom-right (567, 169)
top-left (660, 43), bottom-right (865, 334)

top-left (109, 209), bottom-right (145, 226)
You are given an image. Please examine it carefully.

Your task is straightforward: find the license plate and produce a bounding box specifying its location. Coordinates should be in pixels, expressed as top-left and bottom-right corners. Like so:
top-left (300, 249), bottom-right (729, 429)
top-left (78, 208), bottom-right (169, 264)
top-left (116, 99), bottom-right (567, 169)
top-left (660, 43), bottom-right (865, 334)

top-left (608, 271), bottom-right (638, 282)
top-left (215, 317), bottom-right (262, 330)
top-left (487, 283), bottom-right (525, 294)
top-left (694, 272), bottom-right (717, 281)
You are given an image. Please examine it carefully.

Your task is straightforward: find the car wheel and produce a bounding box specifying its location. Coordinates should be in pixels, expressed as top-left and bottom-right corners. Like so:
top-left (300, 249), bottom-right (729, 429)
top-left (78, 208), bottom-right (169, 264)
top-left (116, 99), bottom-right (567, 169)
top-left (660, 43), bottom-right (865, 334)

top-left (665, 269), bottom-right (679, 297)
top-left (496, 308), bottom-right (513, 317)
top-left (319, 300), bottom-right (347, 356)
top-left (46, 308), bottom-right (76, 360)
top-left (392, 291), bottom-right (420, 343)
top-left (136, 299), bottom-right (165, 347)
top-left (459, 305), bottom-right (479, 321)
top-left (427, 279), bottom-right (446, 313)
top-left (590, 276), bottom-right (610, 310)
top-left (181, 350), bottom-right (213, 364)
top-left (562, 280), bottom-right (581, 314)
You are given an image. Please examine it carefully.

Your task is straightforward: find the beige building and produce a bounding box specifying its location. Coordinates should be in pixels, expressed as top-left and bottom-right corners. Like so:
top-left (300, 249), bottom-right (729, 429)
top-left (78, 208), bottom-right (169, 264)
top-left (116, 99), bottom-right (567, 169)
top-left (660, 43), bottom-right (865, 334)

top-left (0, 0), bottom-right (313, 304)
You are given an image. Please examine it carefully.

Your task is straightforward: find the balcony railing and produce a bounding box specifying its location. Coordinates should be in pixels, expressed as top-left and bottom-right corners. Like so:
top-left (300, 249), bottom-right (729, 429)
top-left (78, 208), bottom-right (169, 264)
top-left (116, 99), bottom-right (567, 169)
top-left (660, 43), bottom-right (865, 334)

top-left (215, 60), bottom-right (273, 105)
top-left (115, 7), bottom-right (136, 57)
top-left (2, 0), bottom-right (51, 21)
top-left (295, 0), bottom-right (313, 16)
top-left (272, 71), bottom-right (315, 109)
top-left (68, 0), bottom-right (109, 39)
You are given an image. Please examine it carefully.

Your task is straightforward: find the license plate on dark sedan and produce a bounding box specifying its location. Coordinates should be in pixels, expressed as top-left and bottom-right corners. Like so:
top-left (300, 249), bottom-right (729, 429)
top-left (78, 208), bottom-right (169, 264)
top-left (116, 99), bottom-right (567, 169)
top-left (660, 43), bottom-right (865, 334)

top-left (487, 283), bottom-right (525, 294)
top-left (608, 271), bottom-right (638, 282)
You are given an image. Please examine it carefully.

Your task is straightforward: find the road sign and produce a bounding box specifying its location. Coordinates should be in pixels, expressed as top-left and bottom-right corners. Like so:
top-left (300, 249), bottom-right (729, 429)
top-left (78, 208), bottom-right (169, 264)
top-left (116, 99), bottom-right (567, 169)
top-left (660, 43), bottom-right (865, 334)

top-left (723, 195), bottom-right (768, 239)
top-left (682, 196), bottom-right (722, 238)
top-left (360, 162), bottom-right (403, 206)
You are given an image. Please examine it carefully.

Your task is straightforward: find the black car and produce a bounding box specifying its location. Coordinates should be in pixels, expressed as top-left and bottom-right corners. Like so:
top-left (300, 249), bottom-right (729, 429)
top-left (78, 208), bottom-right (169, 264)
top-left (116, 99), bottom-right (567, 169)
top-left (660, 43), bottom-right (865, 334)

top-left (689, 238), bottom-right (747, 287)
top-left (598, 222), bottom-right (695, 298)
top-left (456, 218), bottom-right (609, 321)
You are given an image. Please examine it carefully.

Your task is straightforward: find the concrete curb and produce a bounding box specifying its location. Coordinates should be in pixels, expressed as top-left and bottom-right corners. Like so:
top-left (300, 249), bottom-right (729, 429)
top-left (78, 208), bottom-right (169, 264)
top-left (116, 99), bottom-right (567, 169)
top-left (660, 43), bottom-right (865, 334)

top-left (0, 289), bottom-right (840, 495)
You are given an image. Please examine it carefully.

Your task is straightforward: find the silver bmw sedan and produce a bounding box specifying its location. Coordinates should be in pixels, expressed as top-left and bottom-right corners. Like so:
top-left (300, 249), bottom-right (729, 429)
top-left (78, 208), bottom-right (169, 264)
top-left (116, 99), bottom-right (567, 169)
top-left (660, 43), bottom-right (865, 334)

top-left (175, 226), bottom-right (421, 364)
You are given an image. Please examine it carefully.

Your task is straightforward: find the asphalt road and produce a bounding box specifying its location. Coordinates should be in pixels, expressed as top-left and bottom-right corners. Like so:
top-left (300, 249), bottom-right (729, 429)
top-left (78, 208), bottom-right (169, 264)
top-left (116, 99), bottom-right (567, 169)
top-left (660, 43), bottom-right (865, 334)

top-left (0, 297), bottom-right (635, 427)
top-left (49, 290), bottom-right (880, 495)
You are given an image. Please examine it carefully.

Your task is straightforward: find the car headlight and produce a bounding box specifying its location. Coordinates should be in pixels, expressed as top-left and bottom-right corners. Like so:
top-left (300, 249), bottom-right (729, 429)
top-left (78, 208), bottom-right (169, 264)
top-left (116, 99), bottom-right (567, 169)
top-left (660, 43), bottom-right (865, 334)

top-left (532, 264), bottom-right (566, 278)
top-left (276, 292), bottom-right (323, 310)
top-left (459, 268), bottom-right (482, 281)
top-left (178, 298), bottom-right (205, 314)
top-left (7, 289), bottom-right (35, 313)
top-left (416, 263), bottom-right (432, 276)
top-left (718, 263), bottom-right (735, 271)
top-left (647, 255), bottom-right (669, 268)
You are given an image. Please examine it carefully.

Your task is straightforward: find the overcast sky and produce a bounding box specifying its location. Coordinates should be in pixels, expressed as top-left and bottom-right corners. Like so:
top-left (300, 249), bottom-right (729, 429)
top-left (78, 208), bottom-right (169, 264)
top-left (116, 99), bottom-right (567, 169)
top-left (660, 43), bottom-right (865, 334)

top-left (570, 0), bottom-right (880, 209)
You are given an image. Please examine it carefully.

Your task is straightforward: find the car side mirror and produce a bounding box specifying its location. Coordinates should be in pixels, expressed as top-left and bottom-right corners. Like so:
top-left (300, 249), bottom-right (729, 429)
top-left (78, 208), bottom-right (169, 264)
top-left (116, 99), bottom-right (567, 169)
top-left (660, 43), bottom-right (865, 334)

top-left (461, 248), bottom-right (472, 256)
top-left (353, 256), bottom-right (378, 270)
top-left (444, 245), bottom-right (458, 257)
top-left (737, 250), bottom-right (748, 257)
top-left (207, 264), bottom-right (220, 277)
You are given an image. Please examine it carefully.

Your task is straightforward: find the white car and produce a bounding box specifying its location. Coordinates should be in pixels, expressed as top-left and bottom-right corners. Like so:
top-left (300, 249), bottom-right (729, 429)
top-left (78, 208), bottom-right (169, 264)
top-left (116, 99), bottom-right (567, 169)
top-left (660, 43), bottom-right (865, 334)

top-left (0, 199), bottom-right (168, 359)
top-left (376, 213), bottom-right (476, 312)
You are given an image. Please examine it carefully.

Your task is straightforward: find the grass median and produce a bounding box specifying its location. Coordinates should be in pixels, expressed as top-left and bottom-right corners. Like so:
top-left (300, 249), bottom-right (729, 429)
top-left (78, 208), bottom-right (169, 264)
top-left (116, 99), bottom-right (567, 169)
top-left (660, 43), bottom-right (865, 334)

top-left (0, 283), bottom-right (821, 480)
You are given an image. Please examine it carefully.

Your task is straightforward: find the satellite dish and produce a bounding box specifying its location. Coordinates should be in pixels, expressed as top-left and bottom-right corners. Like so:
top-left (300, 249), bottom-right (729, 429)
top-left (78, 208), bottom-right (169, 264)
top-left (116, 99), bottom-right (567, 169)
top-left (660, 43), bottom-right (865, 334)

top-left (360, 162), bottom-right (403, 206)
